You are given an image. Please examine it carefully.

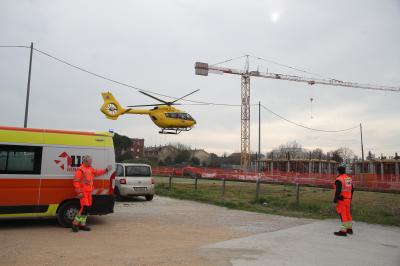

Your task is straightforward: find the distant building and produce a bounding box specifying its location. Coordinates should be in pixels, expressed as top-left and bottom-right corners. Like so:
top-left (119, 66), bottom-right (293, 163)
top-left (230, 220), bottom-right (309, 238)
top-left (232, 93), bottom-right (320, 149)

top-left (130, 138), bottom-right (144, 159)
top-left (191, 149), bottom-right (211, 165)
top-left (144, 145), bottom-right (211, 166)
top-left (144, 145), bottom-right (179, 162)
top-left (227, 153), bottom-right (241, 165)
top-left (222, 152), bottom-right (260, 166)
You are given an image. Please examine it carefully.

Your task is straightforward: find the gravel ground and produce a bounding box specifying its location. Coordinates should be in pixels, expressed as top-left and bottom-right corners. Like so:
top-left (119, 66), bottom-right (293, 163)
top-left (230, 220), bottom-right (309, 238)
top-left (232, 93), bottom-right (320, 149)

top-left (0, 196), bottom-right (311, 266)
top-left (4, 196), bottom-right (397, 266)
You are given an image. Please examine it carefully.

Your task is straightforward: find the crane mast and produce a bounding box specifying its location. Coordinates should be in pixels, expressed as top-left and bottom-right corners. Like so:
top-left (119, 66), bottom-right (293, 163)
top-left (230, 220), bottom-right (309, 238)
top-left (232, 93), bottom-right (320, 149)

top-left (195, 60), bottom-right (400, 168)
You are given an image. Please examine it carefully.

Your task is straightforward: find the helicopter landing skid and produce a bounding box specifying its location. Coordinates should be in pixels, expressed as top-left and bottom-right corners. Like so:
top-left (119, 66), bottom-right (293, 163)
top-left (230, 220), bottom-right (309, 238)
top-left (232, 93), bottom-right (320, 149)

top-left (158, 128), bottom-right (192, 135)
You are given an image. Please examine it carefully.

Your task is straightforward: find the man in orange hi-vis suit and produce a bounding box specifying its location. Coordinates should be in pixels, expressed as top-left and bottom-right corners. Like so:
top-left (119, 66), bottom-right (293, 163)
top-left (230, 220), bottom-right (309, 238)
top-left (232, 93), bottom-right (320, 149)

top-left (333, 163), bottom-right (354, 237)
top-left (72, 155), bottom-right (112, 232)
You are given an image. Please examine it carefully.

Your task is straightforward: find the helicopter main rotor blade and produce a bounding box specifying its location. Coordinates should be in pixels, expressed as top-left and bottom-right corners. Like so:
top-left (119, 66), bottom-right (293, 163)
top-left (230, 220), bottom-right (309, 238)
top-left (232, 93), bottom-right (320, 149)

top-left (127, 103), bottom-right (166, 107)
top-left (170, 89), bottom-right (200, 104)
top-left (139, 91), bottom-right (169, 105)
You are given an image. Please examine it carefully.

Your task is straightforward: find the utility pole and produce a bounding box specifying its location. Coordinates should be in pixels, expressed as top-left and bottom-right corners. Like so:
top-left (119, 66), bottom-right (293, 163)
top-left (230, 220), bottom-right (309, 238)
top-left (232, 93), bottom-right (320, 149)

top-left (360, 123), bottom-right (365, 186)
top-left (24, 42), bottom-right (33, 128)
top-left (258, 101), bottom-right (261, 172)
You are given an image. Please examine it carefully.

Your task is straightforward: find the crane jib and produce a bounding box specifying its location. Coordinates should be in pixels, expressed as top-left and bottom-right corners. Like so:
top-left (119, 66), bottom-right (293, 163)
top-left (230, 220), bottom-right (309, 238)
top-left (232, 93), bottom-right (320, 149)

top-left (195, 62), bottom-right (400, 92)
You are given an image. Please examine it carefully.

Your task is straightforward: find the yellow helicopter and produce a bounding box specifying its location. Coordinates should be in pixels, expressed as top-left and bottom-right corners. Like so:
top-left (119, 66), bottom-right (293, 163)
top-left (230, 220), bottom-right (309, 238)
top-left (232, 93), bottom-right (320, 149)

top-left (100, 90), bottom-right (198, 134)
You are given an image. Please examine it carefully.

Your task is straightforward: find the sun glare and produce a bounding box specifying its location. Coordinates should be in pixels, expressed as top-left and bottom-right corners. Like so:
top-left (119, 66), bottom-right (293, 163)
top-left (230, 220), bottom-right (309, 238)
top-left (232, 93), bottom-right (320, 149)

top-left (271, 12), bottom-right (279, 22)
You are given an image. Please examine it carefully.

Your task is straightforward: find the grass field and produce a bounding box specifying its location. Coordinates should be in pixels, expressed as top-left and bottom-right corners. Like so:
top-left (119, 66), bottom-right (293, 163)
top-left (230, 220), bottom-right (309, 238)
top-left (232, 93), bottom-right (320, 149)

top-left (155, 176), bottom-right (400, 226)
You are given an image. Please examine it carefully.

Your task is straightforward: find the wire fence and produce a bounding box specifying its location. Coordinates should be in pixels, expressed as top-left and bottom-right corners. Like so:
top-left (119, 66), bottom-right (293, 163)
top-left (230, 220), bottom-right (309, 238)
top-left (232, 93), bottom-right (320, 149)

top-left (153, 166), bottom-right (400, 193)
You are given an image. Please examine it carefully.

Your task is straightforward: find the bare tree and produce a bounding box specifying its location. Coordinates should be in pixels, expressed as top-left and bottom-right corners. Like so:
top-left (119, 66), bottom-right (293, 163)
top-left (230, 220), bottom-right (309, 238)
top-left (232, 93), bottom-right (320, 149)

top-left (366, 151), bottom-right (375, 160)
top-left (335, 147), bottom-right (355, 163)
top-left (311, 148), bottom-right (325, 160)
top-left (270, 141), bottom-right (306, 159)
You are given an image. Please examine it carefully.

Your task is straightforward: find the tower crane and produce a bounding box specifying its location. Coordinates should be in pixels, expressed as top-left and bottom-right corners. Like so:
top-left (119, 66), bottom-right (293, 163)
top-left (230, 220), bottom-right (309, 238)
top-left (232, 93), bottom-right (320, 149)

top-left (195, 56), bottom-right (400, 168)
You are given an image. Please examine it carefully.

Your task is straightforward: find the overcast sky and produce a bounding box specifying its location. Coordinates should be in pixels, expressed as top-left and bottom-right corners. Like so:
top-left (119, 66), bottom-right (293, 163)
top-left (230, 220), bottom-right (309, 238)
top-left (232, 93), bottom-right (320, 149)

top-left (0, 0), bottom-right (399, 156)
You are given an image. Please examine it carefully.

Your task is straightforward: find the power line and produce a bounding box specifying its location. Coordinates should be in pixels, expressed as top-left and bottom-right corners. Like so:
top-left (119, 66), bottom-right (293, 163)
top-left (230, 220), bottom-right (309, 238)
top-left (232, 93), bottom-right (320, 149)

top-left (0, 45), bottom-right (238, 106)
top-left (260, 104), bottom-right (359, 133)
top-left (0, 45), bottom-right (30, 48)
top-left (0, 45), bottom-right (250, 106)
top-left (32, 47), bottom-right (247, 107)
top-left (0, 45), bottom-right (366, 132)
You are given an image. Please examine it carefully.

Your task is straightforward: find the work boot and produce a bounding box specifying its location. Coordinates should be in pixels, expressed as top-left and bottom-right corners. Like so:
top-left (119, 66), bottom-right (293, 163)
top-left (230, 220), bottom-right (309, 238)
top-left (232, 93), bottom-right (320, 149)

top-left (79, 225), bottom-right (91, 231)
top-left (71, 224), bottom-right (79, 233)
top-left (334, 231), bottom-right (347, 237)
top-left (347, 228), bottom-right (353, 235)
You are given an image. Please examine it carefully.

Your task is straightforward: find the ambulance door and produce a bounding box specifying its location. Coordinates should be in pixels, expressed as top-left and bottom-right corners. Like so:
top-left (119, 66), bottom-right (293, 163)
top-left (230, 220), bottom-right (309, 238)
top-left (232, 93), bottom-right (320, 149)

top-left (0, 144), bottom-right (43, 213)
top-left (39, 146), bottom-right (90, 205)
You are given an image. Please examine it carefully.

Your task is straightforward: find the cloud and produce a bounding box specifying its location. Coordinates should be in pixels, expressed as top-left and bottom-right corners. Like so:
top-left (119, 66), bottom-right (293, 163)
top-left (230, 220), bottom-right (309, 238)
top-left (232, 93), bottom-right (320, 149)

top-left (0, 0), bottom-right (399, 157)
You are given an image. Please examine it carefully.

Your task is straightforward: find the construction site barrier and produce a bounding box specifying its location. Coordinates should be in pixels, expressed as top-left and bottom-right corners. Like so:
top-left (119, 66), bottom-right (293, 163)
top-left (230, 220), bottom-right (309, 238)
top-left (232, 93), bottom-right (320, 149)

top-left (153, 166), bottom-right (400, 192)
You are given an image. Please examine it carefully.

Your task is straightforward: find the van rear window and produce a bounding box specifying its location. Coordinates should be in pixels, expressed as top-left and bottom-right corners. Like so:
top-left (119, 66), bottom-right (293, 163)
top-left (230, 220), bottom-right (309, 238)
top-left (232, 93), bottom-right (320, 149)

top-left (0, 145), bottom-right (42, 175)
top-left (125, 166), bottom-right (151, 177)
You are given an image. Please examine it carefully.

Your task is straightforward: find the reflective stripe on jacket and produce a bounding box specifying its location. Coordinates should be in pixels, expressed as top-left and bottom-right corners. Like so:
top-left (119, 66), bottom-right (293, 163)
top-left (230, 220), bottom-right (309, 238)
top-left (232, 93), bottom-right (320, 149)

top-left (73, 165), bottom-right (107, 194)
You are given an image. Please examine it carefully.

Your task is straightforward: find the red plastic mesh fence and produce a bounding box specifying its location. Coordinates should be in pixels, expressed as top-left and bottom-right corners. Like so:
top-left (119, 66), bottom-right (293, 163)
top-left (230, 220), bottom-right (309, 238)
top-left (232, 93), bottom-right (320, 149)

top-left (153, 166), bottom-right (400, 191)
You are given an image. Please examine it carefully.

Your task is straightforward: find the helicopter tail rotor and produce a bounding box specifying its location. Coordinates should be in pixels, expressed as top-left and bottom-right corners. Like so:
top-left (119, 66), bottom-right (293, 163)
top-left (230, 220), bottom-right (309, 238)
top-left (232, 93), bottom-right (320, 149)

top-left (100, 92), bottom-right (127, 120)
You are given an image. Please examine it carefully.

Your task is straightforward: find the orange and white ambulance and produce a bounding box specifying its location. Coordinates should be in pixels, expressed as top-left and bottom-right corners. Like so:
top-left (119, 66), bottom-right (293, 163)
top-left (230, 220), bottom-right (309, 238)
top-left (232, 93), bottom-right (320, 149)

top-left (0, 126), bottom-right (116, 227)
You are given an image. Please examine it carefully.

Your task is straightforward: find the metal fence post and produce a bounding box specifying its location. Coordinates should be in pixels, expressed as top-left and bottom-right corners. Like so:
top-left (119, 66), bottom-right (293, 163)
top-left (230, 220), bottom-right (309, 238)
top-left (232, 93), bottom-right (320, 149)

top-left (222, 179), bottom-right (226, 196)
top-left (169, 175), bottom-right (173, 190)
top-left (296, 183), bottom-right (300, 205)
top-left (195, 177), bottom-right (198, 190)
top-left (255, 178), bottom-right (261, 201)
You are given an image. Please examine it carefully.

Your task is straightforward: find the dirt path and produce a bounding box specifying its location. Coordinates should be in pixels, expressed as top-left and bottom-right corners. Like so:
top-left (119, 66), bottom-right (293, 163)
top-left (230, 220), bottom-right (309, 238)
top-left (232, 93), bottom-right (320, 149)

top-left (0, 196), bottom-right (311, 266)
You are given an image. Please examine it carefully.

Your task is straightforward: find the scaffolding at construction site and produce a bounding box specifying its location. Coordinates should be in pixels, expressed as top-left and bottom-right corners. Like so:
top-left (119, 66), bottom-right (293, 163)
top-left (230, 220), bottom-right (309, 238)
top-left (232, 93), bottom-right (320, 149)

top-left (153, 157), bottom-right (400, 192)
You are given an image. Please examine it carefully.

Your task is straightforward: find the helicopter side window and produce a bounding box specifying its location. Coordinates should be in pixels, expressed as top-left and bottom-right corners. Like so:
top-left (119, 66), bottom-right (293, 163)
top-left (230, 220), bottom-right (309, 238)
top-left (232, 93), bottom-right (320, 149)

top-left (177, 113), bottom-right (190, 120)
top-left (166, 113), bottom-right (177, 119)
top-left (165, 113), bottom-right (193, 120)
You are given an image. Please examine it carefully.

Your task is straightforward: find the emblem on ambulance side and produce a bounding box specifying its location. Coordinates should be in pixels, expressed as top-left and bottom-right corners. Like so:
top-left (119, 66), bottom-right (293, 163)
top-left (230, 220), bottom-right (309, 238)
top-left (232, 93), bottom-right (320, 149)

top-left (54, 152), bottom-right (72, 170)
top-left (54, 152), bottom-right (86, 172)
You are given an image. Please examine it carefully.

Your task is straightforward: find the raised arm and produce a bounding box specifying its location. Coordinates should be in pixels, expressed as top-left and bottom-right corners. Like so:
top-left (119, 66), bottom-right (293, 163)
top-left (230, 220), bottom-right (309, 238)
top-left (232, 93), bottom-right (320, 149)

top-left (93, 168), bottom-right (107, 177)
top-left (93, 165), bottom-right (113, 177)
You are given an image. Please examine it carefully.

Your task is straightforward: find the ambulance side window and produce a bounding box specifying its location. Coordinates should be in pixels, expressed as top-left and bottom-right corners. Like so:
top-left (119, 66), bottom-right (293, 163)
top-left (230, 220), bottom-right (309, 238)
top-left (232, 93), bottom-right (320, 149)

top-left (0, 145), bottom-right (42, 175)
top-left (0, 151), bottom-right (7, 171)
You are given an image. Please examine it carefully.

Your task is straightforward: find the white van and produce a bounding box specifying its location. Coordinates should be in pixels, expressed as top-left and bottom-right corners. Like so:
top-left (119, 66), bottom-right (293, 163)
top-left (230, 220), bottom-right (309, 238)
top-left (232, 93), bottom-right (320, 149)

top-left (114, 163), bottom-right (154, 201)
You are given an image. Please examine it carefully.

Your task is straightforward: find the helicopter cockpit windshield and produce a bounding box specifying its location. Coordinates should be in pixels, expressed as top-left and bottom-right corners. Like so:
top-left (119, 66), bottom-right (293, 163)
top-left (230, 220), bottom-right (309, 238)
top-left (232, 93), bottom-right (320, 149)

top-left (166, 112), bottom-right (194, 121)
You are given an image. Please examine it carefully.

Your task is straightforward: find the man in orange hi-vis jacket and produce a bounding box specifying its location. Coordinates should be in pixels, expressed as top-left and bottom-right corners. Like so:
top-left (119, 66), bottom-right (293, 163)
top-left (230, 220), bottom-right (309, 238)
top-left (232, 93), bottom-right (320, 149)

top-left (72, 155), bottom-right (112, 232)
top-left (333, 163), bottom-right (354, 237)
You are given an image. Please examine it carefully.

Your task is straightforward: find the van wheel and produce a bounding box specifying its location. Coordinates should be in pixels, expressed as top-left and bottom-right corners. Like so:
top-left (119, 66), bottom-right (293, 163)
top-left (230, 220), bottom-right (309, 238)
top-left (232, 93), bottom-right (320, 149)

top-left (145, 195), bottom-right (154, 201)
top-left (114, 187), bottom-right (123, 201)
top-left (57, 200), bottom-right (80, 228)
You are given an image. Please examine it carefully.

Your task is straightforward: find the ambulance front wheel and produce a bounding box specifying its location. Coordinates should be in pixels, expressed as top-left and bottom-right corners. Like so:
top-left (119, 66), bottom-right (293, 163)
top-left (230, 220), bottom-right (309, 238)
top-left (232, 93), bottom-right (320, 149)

top-left (57, 200), bottom-right (80, 228)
